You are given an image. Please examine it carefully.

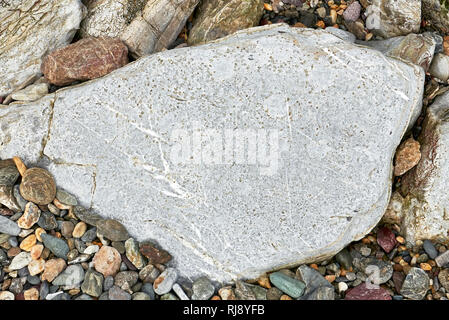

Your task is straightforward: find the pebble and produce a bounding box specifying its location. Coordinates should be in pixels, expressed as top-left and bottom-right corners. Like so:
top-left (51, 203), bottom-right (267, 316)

top-left (114, 271), bottom-right (139, 293)
top-left (34, 228), bottom-right (46, 242)
top-left (9, 278), bottom-right (24, 294)
top-left (56, 189), bottom-right (77, 206)
top-left (139, 242), bottom-right (172, 265)
top-left (435, 250), bottom-right (449, 267)
top-left (92, 245), bottom-right (121, 277)
top-left (19, 234), bottom-right (36, 252)
top-left (0, 291), bottom-right (15, 300)
top-left (400, 267), bottom-right (430, 300)
top-left (423, 240), bottom-right (438, 260)
top-left (377, 227), bottom-right (397, 253)
top-left (52, 264), bottom-right (85, 289)
top-left (153, 268), bottom-right (178, 295)
top-left (17, 202), bottom-right (41, 229)
top-left (108, 285), bottom-right (131, 300)
top-left (19, 167), bottom-right (56, 205)
top-left (191, 276), bottom-right (215, 300)
top-left (360, 246), bottom-right (371, 257)
top-left (72, 206), bottom-right (102, 226)
top-left (362, 258), bottom-right (393, 284)
top-left (125, 238), bottom-right (145, 270)
top-left (60, 221), bottom-right (74, 238)
top-left (81, 269), bottom-right (104, 297)
top-left (84, 245), bottom-right (99, 255)
top-left (27, 258), bottom-right (45, 276)
top-left (338, 282), bottom-right (348, 293)
top-left (269, 271), bottom-right (306, 299)
top-left (219, 286), bottom-right (237, 300)
top-left (75, 294), bottom-right (93, 300)
top-left (72, 222), bottom-right (87, 238)
top-left (37, 211), bottom-right (58, 230)
top-left (23, 287), bottom-right (39, 300)
top-left (81, 227), bottom-right (97, 242)
top-left (344, 283), bottom-right (392, 300)
top-left (132, 292), bottom-right (151, 300)
top-left (335, 248), bottom-right (353, 270)
top-left (40, 233), bottom-right (69, 259)
top-left (9, 252), bottom-right (32, 270)
top-left (96, 219), bottom-right (129, 241)
top-left (141, 283), bottom-right (156, 300)
top-left (393, 137), bottom-right (421, 176)
top-left (296, 264), bottom-right (333, 297)
top-left (27, 275), bottom-right (40, 285)
top-left (173, 283), bottom-right (189, 300)
top-left (41, 258), bottom-right (66, 282)
top-left (0, 215), bottom-right (21, 236)
top-left (160, 293), bottom-right (178, 300)
top-left (68, 254), bottom-right (91, 265)
top-left (8, 236), bottom-right (18, 247)
top-left (39, 281), bottom-right (49, 299)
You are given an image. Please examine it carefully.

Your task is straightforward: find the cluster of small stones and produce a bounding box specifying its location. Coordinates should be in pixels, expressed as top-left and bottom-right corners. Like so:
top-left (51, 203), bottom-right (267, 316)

top-left (2, 157), bottom-right (449, 300)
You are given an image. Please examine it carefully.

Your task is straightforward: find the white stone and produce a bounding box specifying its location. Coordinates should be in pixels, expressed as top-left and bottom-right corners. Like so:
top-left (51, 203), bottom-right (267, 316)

top-left (0, 0), bottom-right (86, 97)
top-left (9, 252), bottom-right (32, 270)
top-left (365, 0), bottom-right (421, 38)
top-left (398, 90), bottom-right (449, 243)
top-left (0, 25), bottom-right (425, 282)
top-left (338, 281), bottom-right (348, 292)
top-left (0, 291), bottom-right (15, 300)
top-left (80, 0), bottom-right (147, 38)
top-left (84, 245), bottom-right (100, 255)
top-left (11, 83), bottom-right (49, 102)
top-left (429, 53), bottom-right (449, 82)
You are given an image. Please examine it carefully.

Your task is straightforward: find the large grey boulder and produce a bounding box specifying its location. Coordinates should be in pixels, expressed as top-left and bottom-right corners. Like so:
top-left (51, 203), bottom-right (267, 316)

top-left (0, 0), bottom-right (86, 97)
top-left (0, 24), bottom-right (424, 282)
top-left (393, 91), bottom-right (449, 243)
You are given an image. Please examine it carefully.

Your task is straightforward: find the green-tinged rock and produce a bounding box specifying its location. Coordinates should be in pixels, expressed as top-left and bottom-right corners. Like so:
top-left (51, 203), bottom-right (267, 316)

top-left (423, 0), bottom-right (449, 34)
top-left (269, 271), bottom-right (306, 299)
top-left (160, 293), bottom-right (179, 300)
top-left (41, 233), bottom-right (69, 259)
top-left (73, 206), bottom-right (103, 226)
top-left (188, 0), bottom-right (264, 45)
top-left (125, 238), bottom-right (146, 269)
top-left (81, 269), bottom-right (104, 297)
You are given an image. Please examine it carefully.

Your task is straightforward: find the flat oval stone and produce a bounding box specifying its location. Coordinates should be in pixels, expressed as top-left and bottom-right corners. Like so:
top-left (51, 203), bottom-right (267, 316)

top-left (40, 233), bottom-right (69, 259)
top-left (55, 189), bottom-right (78, 206)
top-left (20, 167), bottom-right (56, 205)
top-left (192, 276), bottom-right (215, 300)
top-left (96, 219), bottom-right (128, 242)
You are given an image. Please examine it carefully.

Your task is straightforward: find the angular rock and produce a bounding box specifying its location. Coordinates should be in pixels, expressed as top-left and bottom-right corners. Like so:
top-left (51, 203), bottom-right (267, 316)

top-left (139, 264), bottom-right (160, 283)
top-left (296, 265), bottom-right (334, 300)
top-left (358, 34), bottom-right (436, 72)
top-left (41, 258), bottom-right (67, 282)
top-left (125, 238), bottom-right (146, 269)
top-left (80, 0), bottom-right (147, 38)
top-left (399, 91), bottom-right (449, 243)
top-left (93, 245), bottom-right (121, 277)
top-left (28, 258), bottom-right (46, 276)
top-left (37, 211), bottom-right (58, 230)
top-left (0, 24), bottom-right (425, 282)
top-left (0, 291), bottom-right (15, 300)
top-left (400, 267), bottom-right (430, 300)
top-left (108, 285), bottom-right (131, 300)
top-left (422, 0), bottom-right (449, 35)
top-left (17, 203), bottom-right (41, 230)
top-left (394, 138), bottom-right (421, 176)
top-left (81, 269), bottom-right (104, 297)
top-left (377, 227), bottom-right (397, 253)
top-left (120, 0), bottom-right (199, 57)
top-left (9, 252), bottom-right (32, 270)
top-left (344, 283), bottom-right (392, 300)
top-left (188, 0), bottom-right (264, 45)
top-left (436, 251), bottom-right (449, 268)
top-left (52, 264), bottom-right (85, 289)
top-left (40, 233), bottom-right (69, 259)
top-left (365, 0), bottom-right (421, 38)
top-left (0, 0), bottom-right (86, 96)
top-left (114, 271), bottom-right (139, 293)
top-left (139, 242), bottom-right (171, 265)
top-left (11, 83), bottom-right (49, 102)
top-left (0, 216), bottom-right (21, 236)
top-left (41, 37), bottom-right (128, 86)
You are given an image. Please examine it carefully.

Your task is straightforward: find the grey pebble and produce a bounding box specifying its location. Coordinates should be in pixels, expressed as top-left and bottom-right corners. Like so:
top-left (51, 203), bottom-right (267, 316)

top-left (153, 268), bottom-right (178, 295)
top-left (192, 276), bottom-right (215, 300)
top-left (41, 233), bottom-right (69, 259)
top-left (81, 228), bottom-right (97, 242)
top-left (37, 211), bottom-right (58, 230)
top-left (108, 285), bottom-right (131, 300)
top-left (0, 215), bottom-right (21, 236)
top-left (132, 292), bottom-right (151, 300)
top-left (423, 240), bottom-right (438, 260)
top-left (103, 276), bottom-right (115, 291)
top-left (141, 283), bottom-right (155, 300)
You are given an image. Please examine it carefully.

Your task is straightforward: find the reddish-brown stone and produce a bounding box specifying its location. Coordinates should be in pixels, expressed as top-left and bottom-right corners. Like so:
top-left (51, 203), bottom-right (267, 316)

top-left (344, 283), bottom-right (392, 300)
top-left (139, 243), bottom-right (172, 265)
top-left (41, 37), bottom-right (128, 86)
top-left (393, 271), bottom-right (405, 293)
top-left (377, 227), bottom-right (397, 253)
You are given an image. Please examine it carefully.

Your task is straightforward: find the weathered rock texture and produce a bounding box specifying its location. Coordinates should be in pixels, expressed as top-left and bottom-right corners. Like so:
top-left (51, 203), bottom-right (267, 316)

top-left (120, 0), bottom-right (199, 58)
top-left (394, 138), bottom-right (421, 176)
top-left (41, 37), bottom-right (128, 86)
top-left (0, 25), bottom-right (424, 282)
top-left (422, 0), bottom-right (449, 35)
top-left (358, 34), bottom-right (436, 72)
top-left (365, 0), bottom-right (421, 38)
top-left (394, 91), bottom-right (449, 243)
top-left (80, 0), bottom-right (148, 38)
top-left (187, 0), bottom-right (264, 45)
top-left (0, 0), bottom-right (86, 96)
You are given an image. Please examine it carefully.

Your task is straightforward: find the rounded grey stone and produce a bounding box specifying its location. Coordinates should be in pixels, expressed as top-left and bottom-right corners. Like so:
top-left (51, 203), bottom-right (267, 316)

top-left (192, 276), bottom-right (215, 300)
top-left (153, 268), bottom-right (178, 295)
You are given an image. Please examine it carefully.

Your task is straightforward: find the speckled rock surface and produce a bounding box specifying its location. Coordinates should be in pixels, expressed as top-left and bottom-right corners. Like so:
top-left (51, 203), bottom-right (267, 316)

top-left (365, 0), bottom-right (421, 38)
top-left (0, 24), bottom-right (424, 282)
top-left (422, 0), bottom-right (449, 35)
top-left (396, 90), bottom-right (449, 243)
top-left (120, 0), bottom-right (199, 58)
top-left (80, 0), bottom-right (148, 38)
top-left (188, 0), bottom-right (264, 45)
top-left (0, 0), bottom-right (86, 96)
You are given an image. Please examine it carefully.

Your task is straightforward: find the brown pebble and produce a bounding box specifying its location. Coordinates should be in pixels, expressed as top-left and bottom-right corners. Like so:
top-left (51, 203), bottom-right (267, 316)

top-left (394, 137), bottom-right (421, 176)
top-left (19, 234), bottom-right (36, 252)
top-left (72, 221), bottom-right (87, 238)
top-left (23, 287), bottom-right (39, 300)
top-left (257, 274), bottom-right (271, 289)
top-left (7, 247), bottom-right (21, 258)
top-left (35, 228), bottom-right (46, 242)
top-left (20, 167), bottom-right (56, 205)
top-left (30, 244), bottom-right (44, 260)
